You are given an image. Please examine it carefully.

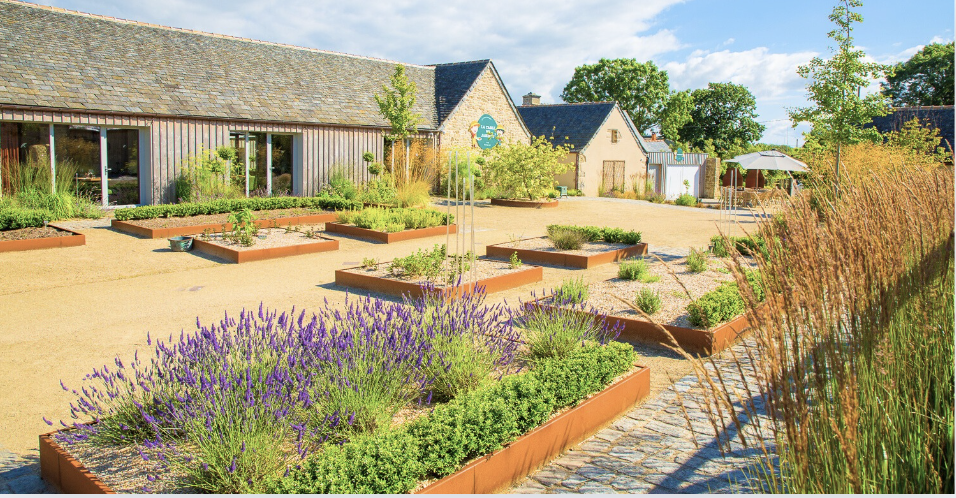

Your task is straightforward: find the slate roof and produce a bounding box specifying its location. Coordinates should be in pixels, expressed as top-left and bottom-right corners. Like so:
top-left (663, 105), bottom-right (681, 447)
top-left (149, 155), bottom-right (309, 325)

top-left (432, 61), bottom-right (490, 123)
top-left (867, 106), bottom-right (955, 153)
top-left (0, 0), bottom-right (493, 130)
top-left (641, 139), bottom-right (672, 153)
top-left (517, 102), bottom-right (619, 150)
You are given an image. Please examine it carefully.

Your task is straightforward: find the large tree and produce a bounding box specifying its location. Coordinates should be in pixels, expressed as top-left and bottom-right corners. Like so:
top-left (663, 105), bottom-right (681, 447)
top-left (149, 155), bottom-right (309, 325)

top-left (660, 90), bottom-right (694, 142)
top-left (881, 41), bottom-right (955, 107)
top-left (677, 82), bottom-right (765, 158)
top-left (560, 58), bottom-right (670, 134)
top-left (788, 0), bottom-right (890, 186)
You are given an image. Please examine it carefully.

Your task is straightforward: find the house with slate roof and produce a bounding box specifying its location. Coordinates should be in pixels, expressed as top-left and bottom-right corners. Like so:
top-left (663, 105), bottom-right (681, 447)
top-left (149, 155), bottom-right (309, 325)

top-left (0, 0), bottom-right (529, 205)
top-left (517, 95), bottom-right (651, 197)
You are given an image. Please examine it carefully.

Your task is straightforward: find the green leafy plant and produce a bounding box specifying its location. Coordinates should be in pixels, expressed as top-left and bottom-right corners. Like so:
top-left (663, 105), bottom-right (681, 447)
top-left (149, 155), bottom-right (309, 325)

top-left (361, 257), bottom-right (378, 268)
top-left (554, 277), bottom-right (588, 304)
top-left (634, 288), bottom-right (662, 315)
top-left (686, 247), bottom-right (708, 273)
top-left (388, 244), bottom-right (447, 279)
top-left (227, 208), bottom-right (258, 247)
top-left (546, 225), bottom-right (641, 245)
top-left (709, 234), bottom-right (768, 258)
top-left (174, 146), bottom-right (242, 203)
top-left (484, 136), bottom-right (572, 201)
top-left (675, 193), bottom-right (697, 206)
top-left (337, 207), bottom-right (452, 233)
top-left (687, 283), bottom-right (745, 328)
top-left (508, 251), bottom-right (521, 269)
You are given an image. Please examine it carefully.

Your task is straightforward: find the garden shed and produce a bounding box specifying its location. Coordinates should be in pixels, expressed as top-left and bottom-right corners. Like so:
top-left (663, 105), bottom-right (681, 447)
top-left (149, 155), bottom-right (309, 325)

top-left (0, 0), bottom-right (529, 206)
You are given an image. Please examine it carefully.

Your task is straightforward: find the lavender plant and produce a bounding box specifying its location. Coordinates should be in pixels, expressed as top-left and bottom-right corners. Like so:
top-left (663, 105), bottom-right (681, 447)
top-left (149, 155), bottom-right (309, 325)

top-left (49, 290), bottom-right (519, 493)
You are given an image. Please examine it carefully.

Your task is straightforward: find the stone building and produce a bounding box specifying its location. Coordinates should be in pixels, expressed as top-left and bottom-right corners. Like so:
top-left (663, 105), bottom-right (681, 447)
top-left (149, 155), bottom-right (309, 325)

top-left (0, 0), bottom-right (528, 205)
top-left (517, 98), bottom-right (651, 197)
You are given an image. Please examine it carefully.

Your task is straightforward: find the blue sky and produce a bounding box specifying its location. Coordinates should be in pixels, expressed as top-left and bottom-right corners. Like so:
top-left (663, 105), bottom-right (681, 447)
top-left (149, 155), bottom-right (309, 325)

top-left (30, 0), bottom-right (955, 145)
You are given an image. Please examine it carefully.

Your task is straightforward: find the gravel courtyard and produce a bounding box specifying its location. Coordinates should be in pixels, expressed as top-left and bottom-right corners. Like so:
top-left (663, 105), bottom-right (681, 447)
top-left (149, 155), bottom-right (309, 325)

top-left (0, 198), bottom-right (763, 463)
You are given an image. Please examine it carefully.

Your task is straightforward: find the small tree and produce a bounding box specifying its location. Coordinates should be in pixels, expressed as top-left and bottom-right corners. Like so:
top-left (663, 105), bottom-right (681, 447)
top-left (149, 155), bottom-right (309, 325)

top-left (485, 137), bottom-right (572, 200)
top-left (788, 0), bottom-right (890, 191)
top-left (375, 65), bottom-right (424, 184)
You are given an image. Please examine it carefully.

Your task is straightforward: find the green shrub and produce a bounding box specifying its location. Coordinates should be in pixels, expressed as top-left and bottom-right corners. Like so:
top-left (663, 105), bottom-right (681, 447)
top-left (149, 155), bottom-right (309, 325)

top-left (508, 251), bottom-right (522, 269)
top-left (113, 196), bottom-right (361, 221)
top-left (519, 305), bottom-right (613, 361)
top-left (388, 244), bottom-right (447, 279)
top-left (566, 189), bottom-right (584, 197)
top-left (548, 227), bottom-right (587, 251)
top-left (268, 342), bottom-right (635, 494)
top-left (686, 247), bottom-right (708, 273)
top-left (0, 207), bottom-right (55, 230)
top-left (337, 208), bottom-right (452, 232)
top-left (554, 277), bottom-right (588, 304)
top-left (675, 193), bottom-right (697, 206)
top-left (634, 288), bottom-right (662, 315)
top-left (546, 225), bottom-right (641, 245)
top-left (322, 167), bottom-right (359, 200)
top-left (687, 283), bottom-right (745, 328)
top-left (618, 258), bottom-right (648, 280)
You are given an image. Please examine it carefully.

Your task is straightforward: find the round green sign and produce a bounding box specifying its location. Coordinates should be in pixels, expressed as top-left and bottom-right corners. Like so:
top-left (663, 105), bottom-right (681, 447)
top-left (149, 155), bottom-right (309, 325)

top-left (475, 114), bottom-right (500, 150)
top-left (675, 147), bottom-right (684, 162)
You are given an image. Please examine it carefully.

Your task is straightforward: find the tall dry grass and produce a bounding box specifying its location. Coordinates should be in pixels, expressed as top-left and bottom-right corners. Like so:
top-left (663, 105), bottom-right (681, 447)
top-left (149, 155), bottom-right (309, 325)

top-left (684, 154), bottom-right (954, 493)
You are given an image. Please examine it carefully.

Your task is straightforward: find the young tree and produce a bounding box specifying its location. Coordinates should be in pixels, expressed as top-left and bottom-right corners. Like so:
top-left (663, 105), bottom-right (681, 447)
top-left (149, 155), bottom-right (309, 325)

top-left (788, 0), bottom-right (890, 189)
top-left (677, 82), bottom-right (765, 158)
top-left (485, 136), bottom-right (572, 200)
top-left (561, 58), bottom-right (670, 135)
top-left (881, 41), bottom-right (955, 107)
top-left (375, 65), bottom-right (424, 182)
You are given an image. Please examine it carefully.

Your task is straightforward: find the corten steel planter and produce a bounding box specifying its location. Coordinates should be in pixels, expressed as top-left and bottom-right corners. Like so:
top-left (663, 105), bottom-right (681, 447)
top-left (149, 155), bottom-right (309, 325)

top-left (110, 212), bottom-right (338, 239)
top-left (0, 225), bottom-right (85, 253)
top-left (39, 432), bottom-right (113, 494)
top-left (191, 236), bottom-right (338, 264)
top-left (324, 222), bottom-right (457, 244)
top-left (529, 297), bottom-right (755, 356)
top-left (486, 237), bottom-right (648, 269)
top-left (490, 198), bottom-right (559, 208)
top-left (39, 366), bottom-right (650, 495)
top-left (417, 365), bottom-right (651, 494)
top-left (335, 263), bottom-right (543, 301)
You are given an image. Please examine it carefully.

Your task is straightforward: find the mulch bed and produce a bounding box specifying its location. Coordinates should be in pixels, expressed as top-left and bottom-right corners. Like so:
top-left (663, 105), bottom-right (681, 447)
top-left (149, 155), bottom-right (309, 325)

top-left (0, 226), bottom-right (74, 241)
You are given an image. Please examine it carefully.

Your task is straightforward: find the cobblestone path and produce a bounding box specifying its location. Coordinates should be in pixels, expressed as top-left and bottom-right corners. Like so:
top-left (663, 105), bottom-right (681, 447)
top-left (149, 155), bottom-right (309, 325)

top-left (0, 443), bottom-right (52, 494)
top-left (512, 338), bottom-right (775, 494)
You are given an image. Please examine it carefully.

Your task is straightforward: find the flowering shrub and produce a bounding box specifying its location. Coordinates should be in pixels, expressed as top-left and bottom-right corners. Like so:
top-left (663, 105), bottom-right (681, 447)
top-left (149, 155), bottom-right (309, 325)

top-left (50, 290), bottom-right (519, 493)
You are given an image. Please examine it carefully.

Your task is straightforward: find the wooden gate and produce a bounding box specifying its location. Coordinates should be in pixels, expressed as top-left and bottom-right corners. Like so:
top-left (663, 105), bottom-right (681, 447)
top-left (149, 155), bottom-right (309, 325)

top-left (602, 161), bottom-right (625, 193)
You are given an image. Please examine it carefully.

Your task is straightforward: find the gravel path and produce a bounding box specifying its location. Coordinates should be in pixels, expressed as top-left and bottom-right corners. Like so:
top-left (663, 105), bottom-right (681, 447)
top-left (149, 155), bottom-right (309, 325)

top-left (511, 336), bottom-right (774, 494)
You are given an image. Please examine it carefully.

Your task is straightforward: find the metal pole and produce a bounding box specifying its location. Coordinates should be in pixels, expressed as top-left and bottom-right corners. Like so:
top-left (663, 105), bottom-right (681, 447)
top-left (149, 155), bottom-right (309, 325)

top-left (244, 131), bottom-right (250, 197)
top-left (99, 128), bottom-right (108, 206)
top-left (469, 152), bottom-right (475, 284)
top-left (48, 124), bottom-right (56, 194)
top-left (447, 151), bottom-right (454, 258)
top-left (266, 133), bottom-right (273, 196)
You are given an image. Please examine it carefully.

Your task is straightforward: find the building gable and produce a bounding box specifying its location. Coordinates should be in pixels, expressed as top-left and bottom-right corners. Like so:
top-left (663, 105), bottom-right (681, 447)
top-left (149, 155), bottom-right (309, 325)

top-left (437, 63), bottom-right (530, 149)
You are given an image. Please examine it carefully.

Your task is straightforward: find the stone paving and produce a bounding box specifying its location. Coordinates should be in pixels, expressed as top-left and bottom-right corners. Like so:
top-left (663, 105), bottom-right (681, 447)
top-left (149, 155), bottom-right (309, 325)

top-left (512, 338), bottom-right (775, 494)
top-left (0, 443), bottom-right (53, 494)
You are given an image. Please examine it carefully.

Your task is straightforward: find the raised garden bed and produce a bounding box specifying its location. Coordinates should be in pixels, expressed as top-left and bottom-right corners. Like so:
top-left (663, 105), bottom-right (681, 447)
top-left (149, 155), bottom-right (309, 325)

top-left (111, 211), bottom-right (338, 239)
top-left (531, 255), bottom-right (757, 356)
top-left (325, 222), bottom-right (457, 244)
top-left (490, 198), bottom-right (559, 208)
top-left (191, 227), bottom-right (338, 263)
top-left (487, 236), bottom-right (647, 269)
top-left (335, 257), bottom-right (542, 300)
top-left (0, 225), bottom-right (85, 253)
top-left (40, 292), bottom-right (642, 494)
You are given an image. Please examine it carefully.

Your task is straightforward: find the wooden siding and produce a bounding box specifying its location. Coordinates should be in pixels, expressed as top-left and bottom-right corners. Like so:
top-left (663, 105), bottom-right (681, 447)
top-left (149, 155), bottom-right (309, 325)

top-left (1, 106), bottom-right (436, 204)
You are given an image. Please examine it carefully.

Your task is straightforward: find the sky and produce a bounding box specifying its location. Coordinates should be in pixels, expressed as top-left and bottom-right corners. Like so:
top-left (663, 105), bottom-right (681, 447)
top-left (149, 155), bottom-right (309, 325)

top-left (29, 0), bottom-right (955, 146)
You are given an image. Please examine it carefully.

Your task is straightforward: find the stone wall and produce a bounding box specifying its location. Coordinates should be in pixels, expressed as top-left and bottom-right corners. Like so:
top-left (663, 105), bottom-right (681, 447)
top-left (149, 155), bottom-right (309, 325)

top-left (701, 157), bottom-right (720, 199)
top-left (440, 67), bottom-right (530, 151)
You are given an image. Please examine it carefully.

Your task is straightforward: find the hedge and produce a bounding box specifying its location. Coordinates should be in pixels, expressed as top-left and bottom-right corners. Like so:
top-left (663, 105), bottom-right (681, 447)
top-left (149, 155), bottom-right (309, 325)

top-left (267, 341), bottom-right (636, 494)
top-left (687, 269), bottom-right (765, 328)
top-left (0, 208), bottom-right (56, 230)
top-left (113, 195), bottom-right (361, 221)
top-left (546, 225), bottom-right (642, 245)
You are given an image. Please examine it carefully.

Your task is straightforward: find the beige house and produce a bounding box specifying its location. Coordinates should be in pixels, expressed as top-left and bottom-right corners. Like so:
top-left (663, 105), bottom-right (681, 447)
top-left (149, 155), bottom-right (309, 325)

top-left (517, 97), bottom-right (651, 197)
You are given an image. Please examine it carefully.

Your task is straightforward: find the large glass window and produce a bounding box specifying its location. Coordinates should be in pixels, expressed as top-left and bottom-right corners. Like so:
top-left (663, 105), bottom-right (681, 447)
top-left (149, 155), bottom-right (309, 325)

top-left (54, 124), bottom-right (102, 203)
top-left (230, 132), bottom-right (295, 197)
top-left (271, 134), bottom-right (293, 196)
top-left (1, 122), bottom-right (50, 195)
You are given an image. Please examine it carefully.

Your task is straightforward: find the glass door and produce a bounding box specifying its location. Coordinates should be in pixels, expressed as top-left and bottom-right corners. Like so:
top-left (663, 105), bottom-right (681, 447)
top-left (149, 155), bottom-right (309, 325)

top-left (106, 129), bottom-right (140, 205)
top-left (271, 134), bottom-right (293, 196)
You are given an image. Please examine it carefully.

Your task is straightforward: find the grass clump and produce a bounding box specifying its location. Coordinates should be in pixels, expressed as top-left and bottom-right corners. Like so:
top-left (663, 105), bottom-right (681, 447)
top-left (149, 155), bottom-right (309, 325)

top-left (619, 257), bottom-right (654, 281)
top-left (634, 288), bottom-right (662, 315)
top-left (548, 227), bottom-right (586, 250)
top-left (546, 225), bottom-right (642, 245)
top-left (554, 277), bottom-right (588, 304)
top-left (686, 247), bottom-right (708, 273)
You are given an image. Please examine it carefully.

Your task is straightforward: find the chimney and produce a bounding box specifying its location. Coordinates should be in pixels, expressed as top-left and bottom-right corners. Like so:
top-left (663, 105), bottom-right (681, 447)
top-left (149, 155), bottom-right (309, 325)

top-left (651, 132), bottom-right (658, 141)
top-left (522, 92), bottom-right (541, 106)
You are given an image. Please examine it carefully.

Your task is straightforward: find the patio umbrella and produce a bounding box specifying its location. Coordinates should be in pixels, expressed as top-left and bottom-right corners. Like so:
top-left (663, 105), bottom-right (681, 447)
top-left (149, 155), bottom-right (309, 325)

top-left (725, 150), bottom-right (808, 172)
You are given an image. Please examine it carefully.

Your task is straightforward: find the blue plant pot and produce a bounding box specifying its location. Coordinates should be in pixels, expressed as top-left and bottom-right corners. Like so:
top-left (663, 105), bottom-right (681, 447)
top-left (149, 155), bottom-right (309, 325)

top-left (168, 236), bottom-right (194, 252)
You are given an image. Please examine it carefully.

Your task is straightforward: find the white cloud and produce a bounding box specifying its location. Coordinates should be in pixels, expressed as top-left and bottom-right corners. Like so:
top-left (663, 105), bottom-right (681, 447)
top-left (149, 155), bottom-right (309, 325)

top-left (722, 37), bottom-right (735, 46)
top-left (662, 47), bottom-right (816, 100)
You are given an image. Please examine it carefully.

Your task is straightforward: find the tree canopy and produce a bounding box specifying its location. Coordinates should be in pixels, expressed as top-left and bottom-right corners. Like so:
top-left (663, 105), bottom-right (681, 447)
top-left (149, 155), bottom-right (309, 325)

top-left (375, 65), bottom-right (424, 141)
top-left (676, 82), bottom-right (765, 158)
top-left (660, 90), bottom-right (694, 143)
top-left (788, 0), bottom-right (890, 149)
top-left (560, 58), bottom-right (670, 135)
top-left (881, 42), bottom-right (955, 107)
